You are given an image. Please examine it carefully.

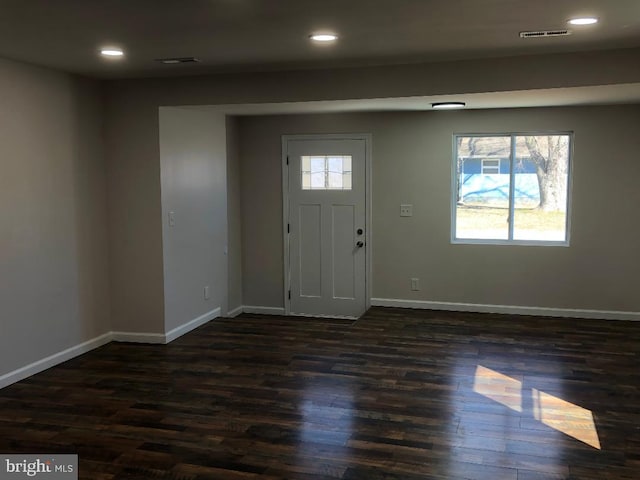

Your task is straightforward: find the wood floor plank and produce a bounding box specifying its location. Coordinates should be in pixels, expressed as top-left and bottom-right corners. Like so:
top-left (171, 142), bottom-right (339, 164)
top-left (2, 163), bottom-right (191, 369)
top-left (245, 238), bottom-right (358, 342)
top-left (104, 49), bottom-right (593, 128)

top-left (1, 307), bottom-right (638, 479)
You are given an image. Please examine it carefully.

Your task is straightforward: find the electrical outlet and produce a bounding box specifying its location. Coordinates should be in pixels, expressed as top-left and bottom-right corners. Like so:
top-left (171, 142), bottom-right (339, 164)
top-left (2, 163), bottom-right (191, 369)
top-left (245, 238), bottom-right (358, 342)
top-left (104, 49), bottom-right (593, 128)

top-left (400, 204), bottom-right (413, 217)
top-left (204, 286), bottom-right (211, 300)
top-left (411, 278), bottom-right (420, 291)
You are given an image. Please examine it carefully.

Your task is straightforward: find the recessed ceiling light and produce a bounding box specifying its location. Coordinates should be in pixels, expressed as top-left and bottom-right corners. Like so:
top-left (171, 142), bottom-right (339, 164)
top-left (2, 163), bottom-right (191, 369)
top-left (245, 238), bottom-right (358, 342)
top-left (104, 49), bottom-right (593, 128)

top-left (432, 102), bottom-right (466, 110)
top-left (100, 48), bottom-right (124, 57)
top-left (568, 17), bottom-right (598, 25)
top-left (309, 33), bottom-right (338, 42)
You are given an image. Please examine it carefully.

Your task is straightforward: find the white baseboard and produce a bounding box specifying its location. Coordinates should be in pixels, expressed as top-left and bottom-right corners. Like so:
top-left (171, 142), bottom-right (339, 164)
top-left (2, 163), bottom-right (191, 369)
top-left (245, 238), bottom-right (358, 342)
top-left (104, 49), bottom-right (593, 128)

top-left (113, 307), bottom-right (221, 344)
top-left (226, 305), bottom-right (244, 318)
top-left (242, 305), bottom-right (286, 315)
top-left (1, 307), bottom-right (223, 390)
top-left (371, 298), bottom-right (640, 321)
top-left (0, 332), bottom-right (112, 390)
top-left (111, 331), bottom-right (166, 344)
top-left (4, 298), bottom-right (635, 392)
top-left (165, 307), bottom-right (220, 343)
top-left (289, 312), bottom-right (358, 320)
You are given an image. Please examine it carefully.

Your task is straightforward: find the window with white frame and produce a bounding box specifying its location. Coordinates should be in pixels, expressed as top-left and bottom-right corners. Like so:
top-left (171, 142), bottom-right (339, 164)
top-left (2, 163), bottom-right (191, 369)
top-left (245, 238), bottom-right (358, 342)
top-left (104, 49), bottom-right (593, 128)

top-left (481, 159), bottom-right (500, 174)
top-left (453, 134), bottom-right (572, 244)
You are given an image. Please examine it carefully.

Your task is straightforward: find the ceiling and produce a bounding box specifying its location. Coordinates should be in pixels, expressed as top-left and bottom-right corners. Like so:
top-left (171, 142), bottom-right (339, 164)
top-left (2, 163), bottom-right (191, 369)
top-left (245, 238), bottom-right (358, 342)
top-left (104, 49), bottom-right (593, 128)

top-left (1, 0), bottom-right (640, 79)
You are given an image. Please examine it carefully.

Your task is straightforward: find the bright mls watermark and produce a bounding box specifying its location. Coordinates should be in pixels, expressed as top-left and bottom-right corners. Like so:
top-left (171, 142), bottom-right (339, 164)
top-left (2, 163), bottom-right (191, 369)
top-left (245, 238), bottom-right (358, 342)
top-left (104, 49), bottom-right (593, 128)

top-left (1, 455), bottom-right (77, 479)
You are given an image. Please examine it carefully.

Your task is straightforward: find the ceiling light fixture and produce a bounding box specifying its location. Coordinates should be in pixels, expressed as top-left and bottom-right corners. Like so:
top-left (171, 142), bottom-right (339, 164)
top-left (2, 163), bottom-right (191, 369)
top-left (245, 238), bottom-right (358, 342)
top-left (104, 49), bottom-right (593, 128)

top-left (155, 57), bottom-right (201, 64)
top-left (432, 102), bottom-right (466, 110)
top-left (568, 17), bottom-right (598, 25)
top-left (309, 33), bottom-right (338, 42)
top-left (100, 48), bottom-right (124, 57)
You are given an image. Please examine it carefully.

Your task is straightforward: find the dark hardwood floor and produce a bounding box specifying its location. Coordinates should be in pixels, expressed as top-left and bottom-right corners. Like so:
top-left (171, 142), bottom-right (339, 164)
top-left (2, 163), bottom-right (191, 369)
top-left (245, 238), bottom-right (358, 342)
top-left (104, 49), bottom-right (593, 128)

top-left (1, 307), bottom-right (639, 479)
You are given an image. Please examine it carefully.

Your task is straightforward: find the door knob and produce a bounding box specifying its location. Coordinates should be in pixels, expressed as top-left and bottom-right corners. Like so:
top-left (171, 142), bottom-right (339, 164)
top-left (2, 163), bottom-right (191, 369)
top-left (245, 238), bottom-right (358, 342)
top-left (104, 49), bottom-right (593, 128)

top-left (356, 241), bottom-right (364, 248)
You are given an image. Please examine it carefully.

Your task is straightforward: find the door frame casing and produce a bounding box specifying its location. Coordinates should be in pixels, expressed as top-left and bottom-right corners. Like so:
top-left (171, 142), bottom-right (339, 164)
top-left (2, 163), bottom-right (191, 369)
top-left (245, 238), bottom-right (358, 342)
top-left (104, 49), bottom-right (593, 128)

top-left (282, 133), bottom-right (372, 317)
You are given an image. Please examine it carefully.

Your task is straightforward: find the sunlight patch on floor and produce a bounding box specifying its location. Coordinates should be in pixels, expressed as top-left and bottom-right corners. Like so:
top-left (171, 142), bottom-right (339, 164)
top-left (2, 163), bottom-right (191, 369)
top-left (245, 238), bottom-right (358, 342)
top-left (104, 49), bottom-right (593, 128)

top-left (473, 365), bottom-right (523, 412)
top-left (473, 365), bottom-right (601, 449)
top-left (532, 388), bottom-right (601, 449)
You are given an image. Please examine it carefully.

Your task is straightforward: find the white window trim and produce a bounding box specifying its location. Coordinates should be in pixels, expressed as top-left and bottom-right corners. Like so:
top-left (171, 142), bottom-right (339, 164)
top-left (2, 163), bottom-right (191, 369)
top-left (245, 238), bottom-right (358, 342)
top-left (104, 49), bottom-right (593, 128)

top-left (481, 158), bottom-right (501, 175)
top-left (451, 132), bottom-right (573, 247)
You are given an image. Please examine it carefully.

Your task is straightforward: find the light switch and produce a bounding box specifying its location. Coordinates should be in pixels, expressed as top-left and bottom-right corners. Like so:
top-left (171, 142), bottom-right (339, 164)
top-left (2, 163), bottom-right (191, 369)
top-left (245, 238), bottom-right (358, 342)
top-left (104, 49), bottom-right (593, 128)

top-left (400, 204), bottom-right (413, 217)
top-left (168, 211), bottom-right (176, 226)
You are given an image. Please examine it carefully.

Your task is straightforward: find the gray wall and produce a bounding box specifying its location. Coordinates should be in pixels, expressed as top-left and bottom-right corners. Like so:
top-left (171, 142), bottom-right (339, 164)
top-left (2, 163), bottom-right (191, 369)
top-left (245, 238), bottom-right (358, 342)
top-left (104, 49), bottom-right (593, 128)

top-left (226, 116), bottom-right (243, 314)
top-left (0, 58), bottom-right (110, 377)
top-left (105, 94), bottom-right (164, 333)
top-left (238, 106), bottom-right (640, 312)
top-left (104, 47), bottom-right (640, 332)
top-left (159, 108), bottom-right (228, 331)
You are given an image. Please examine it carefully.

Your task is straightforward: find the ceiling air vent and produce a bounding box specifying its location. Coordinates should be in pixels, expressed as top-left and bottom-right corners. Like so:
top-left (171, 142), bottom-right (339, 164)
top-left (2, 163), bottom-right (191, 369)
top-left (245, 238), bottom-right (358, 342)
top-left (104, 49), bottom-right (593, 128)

top-left (155, 57), bottom-right (201, 64)
top-left (520, 29), bottom-right (572, 38)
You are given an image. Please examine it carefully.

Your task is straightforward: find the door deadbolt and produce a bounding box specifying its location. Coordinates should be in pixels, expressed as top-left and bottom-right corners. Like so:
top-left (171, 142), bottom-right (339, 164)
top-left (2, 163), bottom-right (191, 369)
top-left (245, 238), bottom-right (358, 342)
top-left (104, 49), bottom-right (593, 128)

top-left (357, 228), bottom-right (364, 235)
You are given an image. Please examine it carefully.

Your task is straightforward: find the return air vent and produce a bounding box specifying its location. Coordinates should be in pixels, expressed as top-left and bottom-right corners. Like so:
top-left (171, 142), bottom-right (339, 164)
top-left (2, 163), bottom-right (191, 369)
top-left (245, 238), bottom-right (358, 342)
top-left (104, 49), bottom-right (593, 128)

top-left (155, 57), bottom-right (201, 64)
top-left (520, 29), bottom-right (572, 38)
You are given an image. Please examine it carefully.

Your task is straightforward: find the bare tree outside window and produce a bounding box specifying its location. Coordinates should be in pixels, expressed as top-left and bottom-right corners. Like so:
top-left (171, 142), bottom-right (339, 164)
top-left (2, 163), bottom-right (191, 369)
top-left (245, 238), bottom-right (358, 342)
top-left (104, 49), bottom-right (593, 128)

top-left (522, 135), bottom-right (570, 212)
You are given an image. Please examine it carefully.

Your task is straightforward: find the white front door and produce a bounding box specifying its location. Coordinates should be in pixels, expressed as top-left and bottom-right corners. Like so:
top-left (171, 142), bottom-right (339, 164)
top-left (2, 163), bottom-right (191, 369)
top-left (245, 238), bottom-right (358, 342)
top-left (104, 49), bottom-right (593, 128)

top-left (284, 136), bottom-right (369, 318)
